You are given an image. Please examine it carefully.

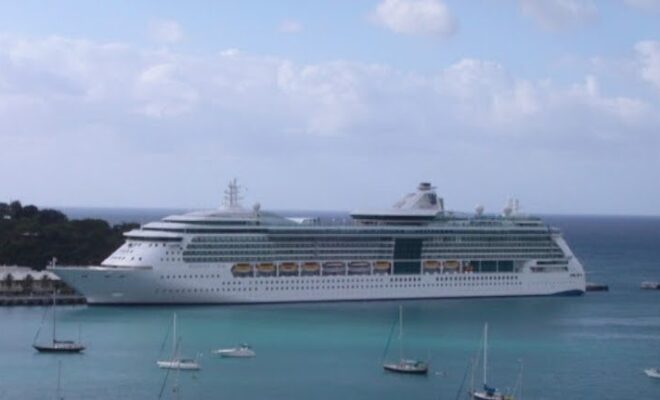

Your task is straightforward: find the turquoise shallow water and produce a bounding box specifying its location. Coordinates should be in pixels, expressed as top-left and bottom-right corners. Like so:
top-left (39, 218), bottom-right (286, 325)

top-left (2, 214), bottom-right (660, 400)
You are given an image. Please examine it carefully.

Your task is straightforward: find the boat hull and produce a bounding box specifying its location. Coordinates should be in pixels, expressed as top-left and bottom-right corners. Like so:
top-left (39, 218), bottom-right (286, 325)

top-left (383, 363), bottom-right (428, 375)
top-left (33, 344), bottom-right (85, 353)
top-left (52, 261), bottom-right (586, 305)
top-left (156, 360), bottom-right (200, 370)
top-left (213, 349), bottom-right (256, 358)
top-left (644, 368), bottom-right (660, 379)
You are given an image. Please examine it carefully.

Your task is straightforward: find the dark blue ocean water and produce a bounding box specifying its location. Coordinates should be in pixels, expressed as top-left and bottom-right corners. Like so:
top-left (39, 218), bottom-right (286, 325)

top-left (2, 211), bottom-right (660, 400)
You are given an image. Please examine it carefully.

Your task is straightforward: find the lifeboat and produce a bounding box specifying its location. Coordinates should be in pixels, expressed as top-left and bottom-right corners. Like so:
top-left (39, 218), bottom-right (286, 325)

top-left (301, 262), bottom-right (321, 275)
top-left (348, 261), bottom-right (371, 275)
top-left (322, 261), bottom-right (346, 276)
top-left (256, 263), bottom-right (276, 276)
top-left (443, 260), bottom-right (460, 271)
top-left (373, 261), bottom-right (392, 274)
top-left (423, 260), bottom-right (441, 272)
top-left (279, 262), bottom-right (299, 276)
top-left (231, 263), bottom-right (253, 277)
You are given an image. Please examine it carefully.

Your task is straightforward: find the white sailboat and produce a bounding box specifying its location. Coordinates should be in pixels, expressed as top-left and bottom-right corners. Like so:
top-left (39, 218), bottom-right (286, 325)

top-left (470, 323), bottom-right (517, 400)
top-left (382, 305), bottom-right (429, 375)
top-left (157, 313), bottom-right (200, 371)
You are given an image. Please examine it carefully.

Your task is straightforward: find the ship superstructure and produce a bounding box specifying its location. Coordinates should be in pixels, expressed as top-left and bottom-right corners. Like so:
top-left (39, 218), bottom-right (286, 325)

top-left (52, 181), bottom-right (586, 304)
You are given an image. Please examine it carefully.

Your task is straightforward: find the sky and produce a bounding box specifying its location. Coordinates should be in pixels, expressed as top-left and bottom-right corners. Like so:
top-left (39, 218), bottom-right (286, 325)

top-left (1, 0), bottom-right (659, 215)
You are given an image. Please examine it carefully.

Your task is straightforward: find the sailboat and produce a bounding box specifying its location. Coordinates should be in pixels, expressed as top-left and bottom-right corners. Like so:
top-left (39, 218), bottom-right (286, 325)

top-left (382, 305), bottom-right (429, 375)
top-left (157, 313), bottom-right (201, 371)
top-left (470, 323), bottom-right (517, 400)
top-left (33, 291), bottom-right (85, 353)
top-left (159, 338), bottom-right (183, 400)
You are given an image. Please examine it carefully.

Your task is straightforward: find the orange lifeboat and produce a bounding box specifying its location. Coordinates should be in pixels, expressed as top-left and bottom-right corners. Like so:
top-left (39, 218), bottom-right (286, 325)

top-left (231, 263), bottom-right (253, 277)
top-left (443, 260), bottom-right (460, 271)
top-left (423, 260), bottom-right (441, 271)
top-left (301, 262), bottom-right (321, 275)
top-left (256, 262), bottom-right (276, 276)
top-left (373, 260), bottom-right (392, 274)
top-left (279, 262), bottom-right (299, 276)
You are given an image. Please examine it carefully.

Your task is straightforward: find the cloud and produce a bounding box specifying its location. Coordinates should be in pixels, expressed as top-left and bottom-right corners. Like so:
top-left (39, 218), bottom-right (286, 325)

top-left (0, 34), bottom-right (655, 138)
top-left (134, 63), bottom-right (199, 117)
top-left (636, 40), bottom-right (660, 90)
top-left (0, 33), bottom-right (659, 212)
top-left (519, 0), bottom-right (598, 30)
top-left (148, 19), bottom-right (184, 44)
top-left (279, 19), bottom-right (303, 34)
top-left (624, 0), bottom-right (660, 11)
top-left (371, 0), bottom-right (457, 37)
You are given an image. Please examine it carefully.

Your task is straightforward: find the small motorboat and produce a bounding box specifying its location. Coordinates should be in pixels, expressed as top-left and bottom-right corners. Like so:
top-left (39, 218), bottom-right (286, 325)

top-left (213, 344), bottom-right (256, 358)
top-left (644, 368), bottom-right (660, 378)
top-left (383, 359), bottom-right (428, 375)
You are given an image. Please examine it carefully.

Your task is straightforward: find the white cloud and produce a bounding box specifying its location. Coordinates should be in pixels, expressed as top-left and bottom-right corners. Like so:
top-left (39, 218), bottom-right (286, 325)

top-left (371, 0), bottom-right (457, 37)
top-left (134, 63), bottom-right (199, 118)
top-left (636, 40), bottom-right (660, 90)
top-left (624, 0), bottom-right (660, 11)
top-left (148, 19), bottom-right (184, 44)
top-left (519, 0), bottom-right (598, 30)
top-left (0, 33), bottom-right (659, 212)
top-left (279, 20), bottom-right (303, 34)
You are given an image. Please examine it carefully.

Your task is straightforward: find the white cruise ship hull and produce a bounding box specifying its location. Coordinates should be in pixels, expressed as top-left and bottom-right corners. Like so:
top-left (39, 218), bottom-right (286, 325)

top-left (52, 263), bottom-right (585, 305)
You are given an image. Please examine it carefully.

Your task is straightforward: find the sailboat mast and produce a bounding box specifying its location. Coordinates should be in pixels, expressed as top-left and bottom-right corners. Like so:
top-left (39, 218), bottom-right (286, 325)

top-left (52, 290), bottom-right (57, 343)
top-left (398, 305), bottom-right (403, 360)
top-left (483, 323), bottom-right (488, 386)
top-left (56, 360), bottom-right (62, 400)
top-left (172, 313), bottom-right (177, 356)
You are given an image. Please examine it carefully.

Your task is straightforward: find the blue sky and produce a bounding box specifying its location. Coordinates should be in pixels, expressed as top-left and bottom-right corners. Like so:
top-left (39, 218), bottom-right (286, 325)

top-left (1, 0), bottom-right (659, 215)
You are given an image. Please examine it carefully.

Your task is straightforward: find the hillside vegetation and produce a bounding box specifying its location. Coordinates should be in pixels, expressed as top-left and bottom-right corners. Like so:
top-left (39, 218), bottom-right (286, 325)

top-left (0, 201), bottom-right (138, 269)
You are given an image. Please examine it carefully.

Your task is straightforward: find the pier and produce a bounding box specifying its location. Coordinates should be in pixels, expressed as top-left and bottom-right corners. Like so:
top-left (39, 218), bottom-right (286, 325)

top-left (0, 294), bottom-right (86, 306)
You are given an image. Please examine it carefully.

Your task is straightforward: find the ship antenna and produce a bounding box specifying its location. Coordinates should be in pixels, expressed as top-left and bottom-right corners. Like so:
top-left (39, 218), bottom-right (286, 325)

top-left (223, 178), bottom-right (245, 209)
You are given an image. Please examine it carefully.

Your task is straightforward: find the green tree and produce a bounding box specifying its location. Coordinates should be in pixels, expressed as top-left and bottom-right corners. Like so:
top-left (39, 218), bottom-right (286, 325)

top-left (3, 273), bottom-right (14, 291)
top-left (21, 273), bottom-right (34, 294)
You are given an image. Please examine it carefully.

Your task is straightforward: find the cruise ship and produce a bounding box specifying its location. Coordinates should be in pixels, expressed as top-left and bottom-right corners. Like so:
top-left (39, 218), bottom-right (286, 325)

top-left (51, 181), bottom-right (586, 304)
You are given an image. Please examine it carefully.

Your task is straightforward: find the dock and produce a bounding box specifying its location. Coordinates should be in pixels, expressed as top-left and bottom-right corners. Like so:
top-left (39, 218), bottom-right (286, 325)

top-left (0, 294), bottom-right (86, 306)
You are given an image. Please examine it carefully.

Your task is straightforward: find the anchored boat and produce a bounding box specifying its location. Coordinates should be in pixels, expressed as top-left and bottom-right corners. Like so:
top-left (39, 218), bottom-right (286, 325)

top-left (33, 291), bottom-right (85, 354)
top-left (157, 313), bottom-right (200, 371)
top-left (382, 305), bottom-right (429, 375)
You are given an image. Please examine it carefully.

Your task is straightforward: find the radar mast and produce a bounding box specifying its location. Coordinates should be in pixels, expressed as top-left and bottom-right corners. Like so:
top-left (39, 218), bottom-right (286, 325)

top-left (223, 178), bottom-right (245, 210)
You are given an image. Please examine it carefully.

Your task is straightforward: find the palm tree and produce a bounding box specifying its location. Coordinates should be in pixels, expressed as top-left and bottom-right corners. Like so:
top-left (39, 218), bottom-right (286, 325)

top-left (3, 273), bottom-right (14, 292)
top-left (40, 274), bottom-right (51, 293)
top-left (22, 274), bottom-right (34, 295)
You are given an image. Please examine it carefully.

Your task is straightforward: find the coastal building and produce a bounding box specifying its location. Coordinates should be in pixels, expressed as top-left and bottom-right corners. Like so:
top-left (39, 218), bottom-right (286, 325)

top-left (0, 266), bottom-right (62, 295)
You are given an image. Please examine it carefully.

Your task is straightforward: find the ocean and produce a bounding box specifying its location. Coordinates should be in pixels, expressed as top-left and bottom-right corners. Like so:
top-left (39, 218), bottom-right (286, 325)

top-left (1, 210), bottom-right (660, 400)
